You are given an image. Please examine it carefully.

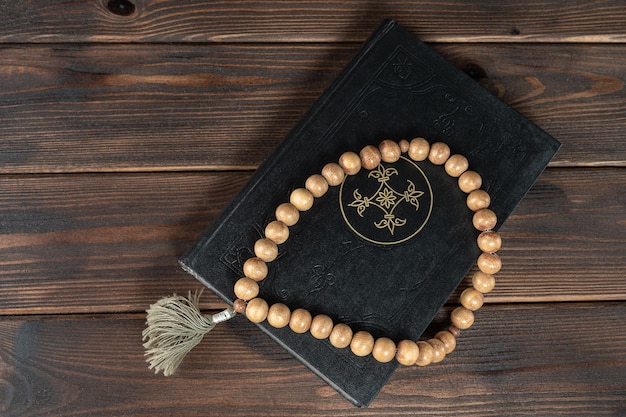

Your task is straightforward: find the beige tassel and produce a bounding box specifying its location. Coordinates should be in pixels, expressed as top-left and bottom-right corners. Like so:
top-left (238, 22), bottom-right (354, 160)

top-left (142, 290), bottom-right (236, 376)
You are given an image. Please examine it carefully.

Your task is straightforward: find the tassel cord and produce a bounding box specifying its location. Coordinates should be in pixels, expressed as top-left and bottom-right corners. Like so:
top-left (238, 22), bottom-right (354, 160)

top-left (142, 291), bottom-right (235, 376)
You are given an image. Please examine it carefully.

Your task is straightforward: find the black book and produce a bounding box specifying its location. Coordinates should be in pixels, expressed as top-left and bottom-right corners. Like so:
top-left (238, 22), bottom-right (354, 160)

top-left (180, 20), bottom-right (561, 406)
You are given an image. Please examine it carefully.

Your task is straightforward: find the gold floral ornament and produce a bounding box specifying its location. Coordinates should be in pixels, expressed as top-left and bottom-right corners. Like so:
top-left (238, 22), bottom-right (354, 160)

top-left (348, 163), bottom-right (424, 235)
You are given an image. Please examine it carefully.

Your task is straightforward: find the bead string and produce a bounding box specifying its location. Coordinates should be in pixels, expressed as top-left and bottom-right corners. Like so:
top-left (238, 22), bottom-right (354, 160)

top-left (231, 138), bottom-right (501, 366)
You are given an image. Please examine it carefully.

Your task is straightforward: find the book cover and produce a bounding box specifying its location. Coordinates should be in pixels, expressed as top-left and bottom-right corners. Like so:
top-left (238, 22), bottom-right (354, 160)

top-left (180, 20), bottom-right (561, 406)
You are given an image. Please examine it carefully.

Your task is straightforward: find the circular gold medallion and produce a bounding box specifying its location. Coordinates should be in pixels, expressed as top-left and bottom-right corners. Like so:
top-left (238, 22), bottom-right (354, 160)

top-left (339, 156), bottom-right (433, 245)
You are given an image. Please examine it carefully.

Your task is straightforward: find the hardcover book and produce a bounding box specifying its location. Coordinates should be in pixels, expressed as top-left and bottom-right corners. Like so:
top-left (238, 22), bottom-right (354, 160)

top-left (180, 20), bottom-right (561, 406)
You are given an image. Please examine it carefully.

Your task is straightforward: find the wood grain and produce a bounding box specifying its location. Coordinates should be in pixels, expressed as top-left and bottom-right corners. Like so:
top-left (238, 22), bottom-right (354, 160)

top-left (0, 172), bottom-right (249, 315)
top-left (1, 43), bottom-right (626, 174)
top-left (1, 0), bottom-right (626, 43)
top-left (0, 168), bottom-right (623, 315)
top-left (1, 303), bottom-right (624, 416)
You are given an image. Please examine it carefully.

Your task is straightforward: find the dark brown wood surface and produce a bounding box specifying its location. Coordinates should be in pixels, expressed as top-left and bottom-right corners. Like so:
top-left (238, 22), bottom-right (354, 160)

top-left (1, 1), bottom-right (624, 415)
top-left (2, 0), bottom-right (626, 43)
top-left (1, 303), bottom-right (624, 416)
top-left (2, 43), bottom-right (626, 173)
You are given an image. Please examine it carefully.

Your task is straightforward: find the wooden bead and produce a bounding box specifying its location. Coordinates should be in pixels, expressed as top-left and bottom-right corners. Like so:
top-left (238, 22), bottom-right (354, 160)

top-left (359, 145), bottom-right (382, 170)
top-left (444, 154), bottom-right (469, 177)
top-left (458, 170), bottom-right (482, 193)
top-left (338, 151), bottom-right (361, 175)
top-left (321, 162), bottom-right (345, 186)
top-left (254, 238), bottom-right (278, 262)
top-left (408, 137), bottom-right (430, 161)
top-left (477, 231), bottom-right (502, 253)
top-left (428, 142), bottom-right (451, 165)
top-left (395, 339), bottom-right (419, 366)
top-left (451, 306), bottom-right (475, 330)
top-left (460, 288), bottom-right (484, 311)
top-left (233, 277), bottom-right (259, 301)
top-left (399, 139), bottom-right (410, 153)
top-left (415, 341), bottom-right (434, 366)
top-left (243, 257), bottom-right (268, 281)
top-left (350, 331), bottom-right (374, 357)
top-left (289, 308), bottom-right (312, 334)
top-left (310, 314), bottom-right (334, 340)
top-left (329, 323), bottom-right (353, 349)
top-left (245, 297), bottom-right (269, 323)
top-left (275, 202), bottom-right (300, 226)
top-left (427, 338), bottom-right (446, 363)
top-left (434, 330), bottom-right (457, 354)
top-left (267, 303), bottom-right (291, 328)
top-left (473, 208), bottom-right (497, 231)
top-left (472, 271), bottom-right (496, 293)
top-left (305, 174), bottom-right (329, 198)
top-left (372, 337), bottom-right (397, 363)
top-left (290, 188), bottom-right (314, 211)
top-left (466, 189), bottom-right (491, 211)
top-left (448, 325), bottom-right (461, 338)
top-left (233, 298), bottom-right (247, 314)
top-left (477, 252), bottom-right (502, 274)
top-left (379, 140), bottom-right (401, 163)
top-left (265, 220), bottom-right (289, 244)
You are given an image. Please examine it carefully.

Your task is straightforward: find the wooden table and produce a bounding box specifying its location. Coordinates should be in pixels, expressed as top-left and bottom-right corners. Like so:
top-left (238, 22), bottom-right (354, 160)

top-left (1, 1), bottom-right (624, 415)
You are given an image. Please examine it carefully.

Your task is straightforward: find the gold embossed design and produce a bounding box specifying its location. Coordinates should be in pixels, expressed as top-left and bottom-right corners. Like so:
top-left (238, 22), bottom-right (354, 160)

top-left (348, 164), bottom-right (423, 235)
top-left (340, 157), bottom-right (433, 245)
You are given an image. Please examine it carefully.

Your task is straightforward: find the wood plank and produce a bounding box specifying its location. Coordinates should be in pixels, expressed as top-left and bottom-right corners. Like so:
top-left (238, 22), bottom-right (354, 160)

top-left (0, 43), bottom-right (336, 173)
top-left (1, 43), bottom-right (626, 173)
top-left (0, 168), bottom-right (624, 315)
top-left (1, 0), bottom-right (626, 43)
top-left (1, 303), bottom-right (624, 415)
top-left (0, 172), bottom-right (249, 315)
